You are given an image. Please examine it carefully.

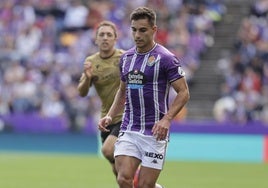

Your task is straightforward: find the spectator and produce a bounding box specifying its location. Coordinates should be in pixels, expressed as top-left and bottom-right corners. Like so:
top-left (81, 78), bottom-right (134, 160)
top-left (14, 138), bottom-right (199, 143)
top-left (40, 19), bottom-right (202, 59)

top-left (215, 0), bottom-right (268, 124)
top-left (0, 0), bottom-right (226, 131)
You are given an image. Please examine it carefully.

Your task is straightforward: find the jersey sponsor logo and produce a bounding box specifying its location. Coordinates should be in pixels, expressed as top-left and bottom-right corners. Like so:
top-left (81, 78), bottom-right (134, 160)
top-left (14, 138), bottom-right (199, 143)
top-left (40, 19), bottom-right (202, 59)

top-left (147, 55), bottom-right (159, 66)
top-left (127, 70), bottom-right (146, 89)
top-left (145, 151), bottom-right (164, 160)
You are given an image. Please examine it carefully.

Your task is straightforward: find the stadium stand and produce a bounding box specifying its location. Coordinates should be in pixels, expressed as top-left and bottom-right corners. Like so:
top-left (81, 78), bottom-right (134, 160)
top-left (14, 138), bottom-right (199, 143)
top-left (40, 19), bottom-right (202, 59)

top-left (213, 0), bottom-right (268, 124)
top-left (1, 0), bottom-right (266, 133)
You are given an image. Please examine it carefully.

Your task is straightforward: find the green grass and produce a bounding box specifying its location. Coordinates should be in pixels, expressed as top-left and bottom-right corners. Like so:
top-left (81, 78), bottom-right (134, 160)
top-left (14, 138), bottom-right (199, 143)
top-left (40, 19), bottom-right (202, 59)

top-left (0, 152), bottom-right (267, 188)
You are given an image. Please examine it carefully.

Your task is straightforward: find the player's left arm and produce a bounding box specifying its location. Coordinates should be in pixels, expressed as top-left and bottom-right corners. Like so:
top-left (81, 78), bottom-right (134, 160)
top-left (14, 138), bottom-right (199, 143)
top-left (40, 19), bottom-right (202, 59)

top-left (164, 77), bottom-right (190, 121)
top-left (152, 77), bottom-right (190, 140)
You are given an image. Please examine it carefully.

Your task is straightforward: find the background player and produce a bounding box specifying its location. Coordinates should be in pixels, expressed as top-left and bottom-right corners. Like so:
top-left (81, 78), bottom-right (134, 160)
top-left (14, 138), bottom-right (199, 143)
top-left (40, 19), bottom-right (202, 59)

top-left (77, 20), bottom-right (124, 176)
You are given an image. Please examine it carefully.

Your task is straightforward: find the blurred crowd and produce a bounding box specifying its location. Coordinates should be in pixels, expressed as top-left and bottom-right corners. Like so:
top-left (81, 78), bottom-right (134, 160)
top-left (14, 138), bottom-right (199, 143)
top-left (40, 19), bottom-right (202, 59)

top-left (0, 0), bottom-right (225, 131)
top-left (214, 0), bottom-right (268, 125)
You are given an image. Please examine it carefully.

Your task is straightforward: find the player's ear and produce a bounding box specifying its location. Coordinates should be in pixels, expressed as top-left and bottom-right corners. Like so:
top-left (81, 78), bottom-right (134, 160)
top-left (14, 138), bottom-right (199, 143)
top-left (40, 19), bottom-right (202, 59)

top-left (153, 25), bottom-right (157, 32)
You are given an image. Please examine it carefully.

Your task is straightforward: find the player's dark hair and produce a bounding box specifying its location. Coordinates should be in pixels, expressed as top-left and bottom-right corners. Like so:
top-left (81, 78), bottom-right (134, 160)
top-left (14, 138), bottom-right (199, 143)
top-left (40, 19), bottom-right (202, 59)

top-left (130, 7), bottom-right (156, 27)
top-left (96, 20), bottom-right (118, 38)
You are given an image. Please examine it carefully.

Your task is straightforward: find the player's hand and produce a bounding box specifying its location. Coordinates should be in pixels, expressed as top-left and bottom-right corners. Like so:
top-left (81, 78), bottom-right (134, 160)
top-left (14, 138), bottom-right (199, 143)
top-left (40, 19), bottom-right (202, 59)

top-left (98, 116), bottom-right (112, 132)
top-left (152, 118), bottom-right (170, 141)
top-left (84, 60), bottom-right (93, 79)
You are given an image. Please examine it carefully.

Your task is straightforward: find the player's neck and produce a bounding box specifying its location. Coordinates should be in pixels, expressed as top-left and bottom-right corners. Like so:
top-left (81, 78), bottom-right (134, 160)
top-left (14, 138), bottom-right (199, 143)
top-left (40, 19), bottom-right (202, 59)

top-left (136, 41), bottom-right (156, 53)
top-left (99, 49), bottom-right (116, 59)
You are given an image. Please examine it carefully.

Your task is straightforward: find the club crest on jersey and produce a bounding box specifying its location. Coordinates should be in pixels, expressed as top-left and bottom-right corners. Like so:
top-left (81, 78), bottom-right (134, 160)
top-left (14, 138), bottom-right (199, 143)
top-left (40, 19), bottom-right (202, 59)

top-left (147, 55), bottom-right (158, 66)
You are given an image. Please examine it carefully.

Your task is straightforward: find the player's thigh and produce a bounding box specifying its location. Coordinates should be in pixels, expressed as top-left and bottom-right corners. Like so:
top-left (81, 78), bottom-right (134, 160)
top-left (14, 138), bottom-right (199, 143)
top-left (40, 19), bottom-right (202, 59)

top-left (138, 166), bottom-right (161, 186)
top-left (115, 155), bottom-right (140, 178)
top-left (101, 122), bottom-right (120, 154)
top-left (102, 134), bottom-right (117, 154)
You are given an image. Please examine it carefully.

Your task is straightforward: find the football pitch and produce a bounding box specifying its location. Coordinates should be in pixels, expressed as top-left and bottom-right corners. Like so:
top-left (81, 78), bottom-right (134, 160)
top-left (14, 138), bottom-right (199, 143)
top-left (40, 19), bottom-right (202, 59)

top-left (0, 152), bottom-right (267, 188)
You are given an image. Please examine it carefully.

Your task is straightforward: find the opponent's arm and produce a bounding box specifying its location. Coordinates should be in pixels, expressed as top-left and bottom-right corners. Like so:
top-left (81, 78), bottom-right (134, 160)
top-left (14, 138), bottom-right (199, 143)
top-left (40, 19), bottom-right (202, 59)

top-left (77, 60), bottom-right (93, 97)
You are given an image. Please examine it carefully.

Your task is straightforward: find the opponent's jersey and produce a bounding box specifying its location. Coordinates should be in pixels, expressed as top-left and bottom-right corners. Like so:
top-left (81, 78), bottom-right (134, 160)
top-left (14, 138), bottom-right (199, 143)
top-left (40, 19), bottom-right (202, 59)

top-left (120, 44), bottom-right (185, 135)
top-left (81, 49), bottom-right (124, 124)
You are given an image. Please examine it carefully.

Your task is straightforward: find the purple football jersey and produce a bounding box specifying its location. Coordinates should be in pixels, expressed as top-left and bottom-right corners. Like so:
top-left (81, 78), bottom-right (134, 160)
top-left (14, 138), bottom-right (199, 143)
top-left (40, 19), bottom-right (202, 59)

top-left (120, 43), bottom-right (185, 135)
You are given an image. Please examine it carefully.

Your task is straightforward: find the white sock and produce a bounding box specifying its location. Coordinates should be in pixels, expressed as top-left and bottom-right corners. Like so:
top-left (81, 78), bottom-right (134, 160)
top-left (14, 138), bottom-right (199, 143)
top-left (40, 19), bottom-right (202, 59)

top-left (155, 183), bottom-right (164, 188)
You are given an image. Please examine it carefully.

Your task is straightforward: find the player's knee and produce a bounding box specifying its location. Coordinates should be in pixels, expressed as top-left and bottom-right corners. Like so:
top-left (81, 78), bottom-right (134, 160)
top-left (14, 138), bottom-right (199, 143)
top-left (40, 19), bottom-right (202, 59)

top-left (117, 174), bottom-right (133, 187)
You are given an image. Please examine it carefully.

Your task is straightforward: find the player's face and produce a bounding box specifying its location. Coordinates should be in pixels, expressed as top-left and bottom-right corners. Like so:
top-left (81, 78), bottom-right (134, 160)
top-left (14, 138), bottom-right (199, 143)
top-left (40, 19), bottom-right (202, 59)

top-left (96, 26), bottom-right (117, 52)
top-left (131, 18), bottom-right (156, 53)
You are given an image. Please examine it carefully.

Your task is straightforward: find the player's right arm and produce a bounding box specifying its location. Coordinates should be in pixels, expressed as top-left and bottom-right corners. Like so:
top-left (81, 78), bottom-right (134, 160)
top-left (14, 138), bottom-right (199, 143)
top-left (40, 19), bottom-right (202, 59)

top-left (98, 81), bottom-right (126, 132)
top-left (77, 60), bottom-right (93, 97)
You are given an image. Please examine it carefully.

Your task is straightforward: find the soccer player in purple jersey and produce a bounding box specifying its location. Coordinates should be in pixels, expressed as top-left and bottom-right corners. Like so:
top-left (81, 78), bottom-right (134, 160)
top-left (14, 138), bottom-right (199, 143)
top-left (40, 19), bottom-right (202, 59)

top-left (99, 7), bottom-right (190, 188)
